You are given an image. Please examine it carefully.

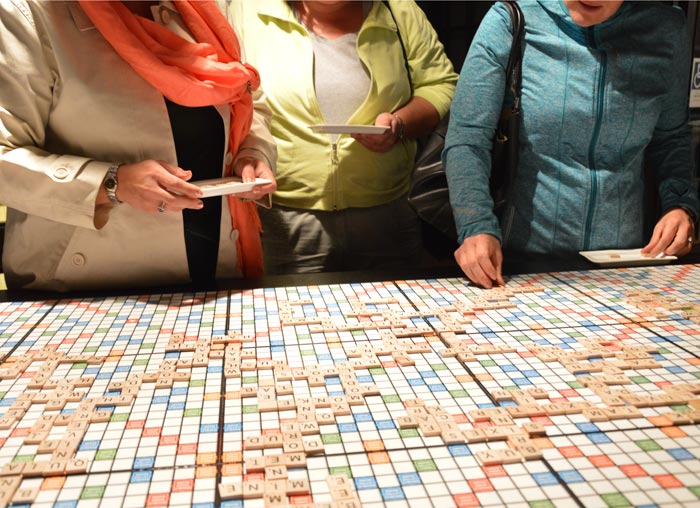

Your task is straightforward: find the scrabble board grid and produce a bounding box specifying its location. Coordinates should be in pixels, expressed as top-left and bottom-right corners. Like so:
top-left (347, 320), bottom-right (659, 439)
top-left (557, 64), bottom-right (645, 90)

top-left (1, 265), bottom-right (700, 507)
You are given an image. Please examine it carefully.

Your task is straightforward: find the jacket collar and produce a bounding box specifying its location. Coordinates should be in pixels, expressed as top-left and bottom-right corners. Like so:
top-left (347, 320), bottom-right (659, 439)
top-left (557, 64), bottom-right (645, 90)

top-left (537, 0), bottom-right (631, 49)
top-left (255, 0), bottom-right (396, 34)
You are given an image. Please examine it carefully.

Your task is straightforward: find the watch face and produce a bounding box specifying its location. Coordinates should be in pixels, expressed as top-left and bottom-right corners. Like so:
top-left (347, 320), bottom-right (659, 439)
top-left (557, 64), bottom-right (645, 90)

top-left (105, 177), bottom-right (116, 190)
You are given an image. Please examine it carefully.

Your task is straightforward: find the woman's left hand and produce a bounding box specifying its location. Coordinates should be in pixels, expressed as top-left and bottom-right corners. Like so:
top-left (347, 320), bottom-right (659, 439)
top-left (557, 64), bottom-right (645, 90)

top-left (641, 207), bottom-right (695, 258)
top-left (352, 112), bottom-right (402, 153)
top-left (232, 157), bottom-right (277, 201)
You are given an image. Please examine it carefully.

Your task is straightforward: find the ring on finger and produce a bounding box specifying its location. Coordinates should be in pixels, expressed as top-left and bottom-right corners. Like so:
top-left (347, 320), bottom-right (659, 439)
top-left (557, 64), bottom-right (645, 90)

top-left (158, 201), bottom-right (166, 213)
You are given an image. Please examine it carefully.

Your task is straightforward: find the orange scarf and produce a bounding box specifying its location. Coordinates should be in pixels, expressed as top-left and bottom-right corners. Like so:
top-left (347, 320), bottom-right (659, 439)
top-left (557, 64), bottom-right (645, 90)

top-left (79, 0), bottom-right (264, 278)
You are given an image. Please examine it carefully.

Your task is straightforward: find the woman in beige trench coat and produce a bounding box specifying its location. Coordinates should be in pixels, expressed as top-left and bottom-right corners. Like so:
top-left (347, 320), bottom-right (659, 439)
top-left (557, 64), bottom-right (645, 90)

top-left (0, 0), bottom-right (277, 291)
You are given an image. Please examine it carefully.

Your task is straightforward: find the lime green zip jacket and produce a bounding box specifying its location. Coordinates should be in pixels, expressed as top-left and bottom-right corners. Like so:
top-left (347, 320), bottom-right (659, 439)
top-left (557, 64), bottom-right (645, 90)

top-left (230, 0), bottom-right (456, 210)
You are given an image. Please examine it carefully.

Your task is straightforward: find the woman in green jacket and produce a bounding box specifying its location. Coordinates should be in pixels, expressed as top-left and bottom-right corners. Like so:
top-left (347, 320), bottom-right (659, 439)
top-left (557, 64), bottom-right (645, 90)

top-left (230, 0), bottom-right (457, 274)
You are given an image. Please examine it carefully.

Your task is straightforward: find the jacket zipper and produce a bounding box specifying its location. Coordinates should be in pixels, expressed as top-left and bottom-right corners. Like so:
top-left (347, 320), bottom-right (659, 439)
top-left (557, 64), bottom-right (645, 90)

top-left (583, 30), bottom-right (606, 250)
top-left (331, 142), bottom-right (339, 210)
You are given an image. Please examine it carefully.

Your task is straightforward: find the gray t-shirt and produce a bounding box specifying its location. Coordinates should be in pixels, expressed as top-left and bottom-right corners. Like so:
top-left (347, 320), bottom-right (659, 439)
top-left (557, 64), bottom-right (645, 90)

top-left (309, 30), bottom-right (370, 129)
top-left (294, 3), bottom-right (372, 135)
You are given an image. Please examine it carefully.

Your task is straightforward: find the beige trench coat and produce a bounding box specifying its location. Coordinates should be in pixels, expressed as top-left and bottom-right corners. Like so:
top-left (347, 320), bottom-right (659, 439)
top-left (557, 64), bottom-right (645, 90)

top-left (0, 0), bottom-right (276, 291)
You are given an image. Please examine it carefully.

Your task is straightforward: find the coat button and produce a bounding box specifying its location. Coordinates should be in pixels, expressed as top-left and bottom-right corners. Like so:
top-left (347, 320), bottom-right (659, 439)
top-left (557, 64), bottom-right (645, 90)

top-left (230, 229), bottom-right (239, 242)
top-left (71, 253), bottom-right (86, 266)
top-left (225, 152), bottom-right (234, 166)
top-left (54, 167), bottom-right (69, 180)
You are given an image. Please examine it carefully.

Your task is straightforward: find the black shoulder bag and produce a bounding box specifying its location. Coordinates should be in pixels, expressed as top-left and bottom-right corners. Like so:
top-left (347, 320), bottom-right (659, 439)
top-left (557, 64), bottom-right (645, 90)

top-left (393, 1), bottom-right (524, 241)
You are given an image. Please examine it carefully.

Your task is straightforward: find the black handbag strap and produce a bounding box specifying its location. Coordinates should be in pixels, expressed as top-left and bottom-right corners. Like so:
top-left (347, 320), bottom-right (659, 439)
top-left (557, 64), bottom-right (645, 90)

top-left (502, 1), bottom-right (525, 112)
top-left (382, 1), bottom-right (413, 96)
top-left (385, 1), bottom-right (524, 107)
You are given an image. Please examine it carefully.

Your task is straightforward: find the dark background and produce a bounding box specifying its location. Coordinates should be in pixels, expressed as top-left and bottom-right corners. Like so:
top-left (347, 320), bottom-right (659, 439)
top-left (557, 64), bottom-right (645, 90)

top-left (417, 1), bottom-right (493, 72)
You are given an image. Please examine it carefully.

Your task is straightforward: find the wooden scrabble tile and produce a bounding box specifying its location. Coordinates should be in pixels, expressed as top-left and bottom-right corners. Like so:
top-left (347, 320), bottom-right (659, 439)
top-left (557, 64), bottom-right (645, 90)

top-left (218, 482), bottom-right (243, 500)
top-left (245, 455), bottom-right (266, 474)
top-left (264, 465), bottom-right (288, 480)
top-left (242, 480), bottom-right (265, 499)
top-left (263, 434), bottom-right (284, 449)
top-left (286, 478), bottom-right (310, 495)
top-left (303, 438), bottom-right (324, 455)
top-left (284, 453), bottom-right (307, 468)
top-left (244, 436), bottom-right (264, 450)
top-left (12, 486), bottom-right (39, 504)
top-left (475, 448), bottom-right (521, 466)
top-left (65, 458), bottom-right (88, 475)
top-left (0, 475), bottom-right (22, 507)
top-left (0, 462), bottom-right (25, 477)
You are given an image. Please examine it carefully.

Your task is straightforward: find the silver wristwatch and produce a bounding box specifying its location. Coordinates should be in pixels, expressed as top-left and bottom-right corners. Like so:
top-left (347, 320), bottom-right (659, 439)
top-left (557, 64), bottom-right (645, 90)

top-left (104, 164), bottom-right (122, 205)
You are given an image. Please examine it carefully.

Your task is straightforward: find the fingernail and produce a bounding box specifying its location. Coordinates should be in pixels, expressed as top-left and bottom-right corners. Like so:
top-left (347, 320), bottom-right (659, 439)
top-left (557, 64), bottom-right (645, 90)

top-left (196, 201), bottom-right (203, 208)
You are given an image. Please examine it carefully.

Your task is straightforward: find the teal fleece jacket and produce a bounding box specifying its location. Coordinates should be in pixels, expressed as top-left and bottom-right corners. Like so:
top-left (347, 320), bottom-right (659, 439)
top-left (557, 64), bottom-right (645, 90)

top-left (443, 0), bottom-right (700, 253)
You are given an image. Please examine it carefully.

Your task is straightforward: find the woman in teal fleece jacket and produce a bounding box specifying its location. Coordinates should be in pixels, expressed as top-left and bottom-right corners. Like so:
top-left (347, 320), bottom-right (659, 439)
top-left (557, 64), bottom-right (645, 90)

top-left (444, 0), bottom-right (700, 288)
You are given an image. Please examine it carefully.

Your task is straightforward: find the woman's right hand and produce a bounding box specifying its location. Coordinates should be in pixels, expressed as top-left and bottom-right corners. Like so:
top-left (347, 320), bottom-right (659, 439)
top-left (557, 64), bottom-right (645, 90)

top-left (454, 233), bottom-right (505, 288)
top-left (115, 160), bottom-right (204, 214)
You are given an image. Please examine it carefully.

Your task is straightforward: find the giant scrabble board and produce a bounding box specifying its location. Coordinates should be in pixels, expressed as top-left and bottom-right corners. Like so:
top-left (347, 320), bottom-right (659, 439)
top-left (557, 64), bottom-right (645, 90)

top-left (1, 264), bottom-right (700, 508)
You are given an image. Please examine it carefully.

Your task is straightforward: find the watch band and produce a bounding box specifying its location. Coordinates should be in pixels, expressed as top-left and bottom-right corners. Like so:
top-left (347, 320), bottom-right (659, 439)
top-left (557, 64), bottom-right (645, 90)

top-left (104, 164), bottom-right (122, 205)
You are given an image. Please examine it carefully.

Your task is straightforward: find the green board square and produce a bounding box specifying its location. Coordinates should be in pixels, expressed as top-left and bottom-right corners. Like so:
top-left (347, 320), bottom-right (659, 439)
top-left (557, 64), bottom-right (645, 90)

top-left (110, 413), bottom-right (129, 423)
top-left (321, 434), bottom-right (342, 445)
top-left (184, 408), bottom-right (202, 417)
top-left (382, 394), bottom-right (401, 404)
top-left (398, 428), bottom-right (420, 438)
top-left (529, 501), bottom-right (555, 508)
top-left (413, 459), bottom-right (437, 472)
top-left (449, 389), bottom-right (469, 398)
top-left (242, 405), bottom-right (258, 414)
top-left (80, 486), bottom-right (106, 500)
top-left (601, 493), bottom-right (631, 508)
top-left (635, 439), bottom-right (662, 452)
top-left (13, 454), bottom-right (35, 463)
top-left (95, 449), bottom-right (117, 461)
top-left (329, 466), bottom-right (352, 478)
